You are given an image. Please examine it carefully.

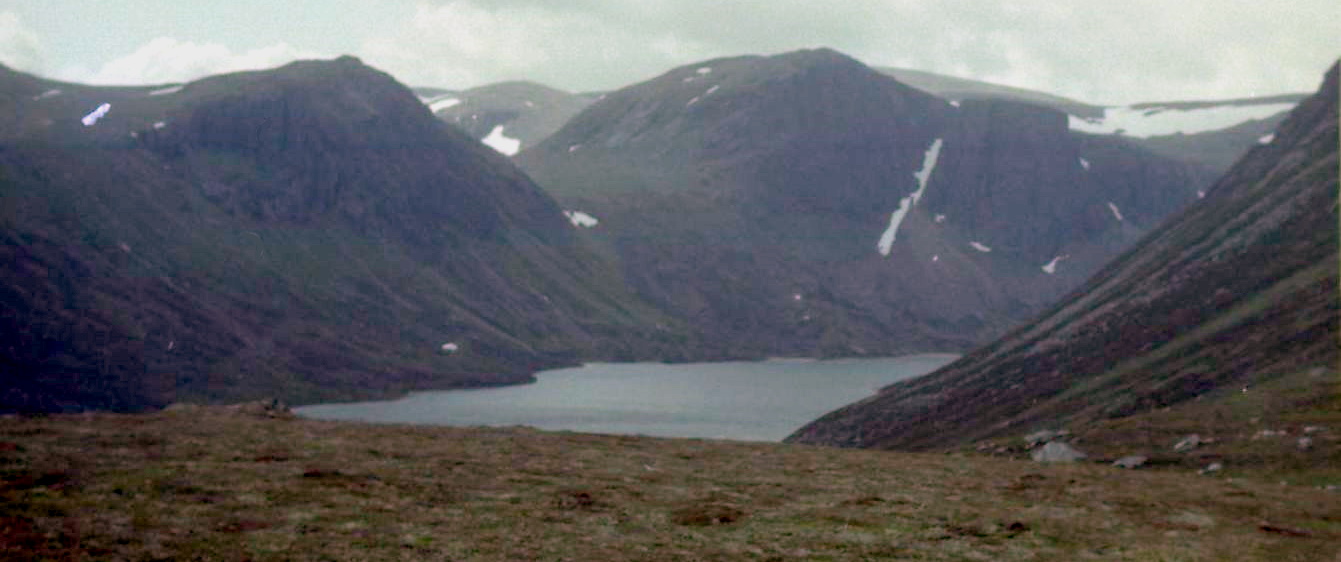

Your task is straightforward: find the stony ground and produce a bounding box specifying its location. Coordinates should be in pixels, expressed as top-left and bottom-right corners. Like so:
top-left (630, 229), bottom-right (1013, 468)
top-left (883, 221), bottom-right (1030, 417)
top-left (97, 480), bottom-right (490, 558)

top-left (2, 405), bottom-right (1338, 561)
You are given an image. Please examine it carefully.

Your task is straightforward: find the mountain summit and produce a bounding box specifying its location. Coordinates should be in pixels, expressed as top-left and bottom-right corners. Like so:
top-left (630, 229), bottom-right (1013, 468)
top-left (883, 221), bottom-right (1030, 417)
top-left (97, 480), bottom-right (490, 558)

top-left (519, 48), bottom-right (1213, 359)
top-left (0, 57), bottom-right (677, 412)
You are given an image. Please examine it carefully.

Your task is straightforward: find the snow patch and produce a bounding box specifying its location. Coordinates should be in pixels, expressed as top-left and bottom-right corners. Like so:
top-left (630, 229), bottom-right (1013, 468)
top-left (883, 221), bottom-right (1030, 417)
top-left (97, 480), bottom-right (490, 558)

top-left (568, 144), bottom-right (581, 153)
top-left (792, 293), bottom-right (803, 301)
top-left (32, 89), bottom-right (61, 101)
top-left (686, 96), bottom-right (700, 106)
top-left (932, 255), bottom-right (940, 262)
top-left (1107, 202), bottom-right (1125, 222)
top-left (563, 210), bottom-right (599, 228)
top-left (482, 125), bottom-right (521, 156)
top-left (949, 100), bottom-right (961, 108)
top-left (1257, 133), bottom-right (1275, 145)
top-left (428, 97), bottom-right (462, 113)
top-left (152, 121), bottom-right (166, 130)
top-left (910, 138), bottom-right (944, 205)
top-left (148, 85), bottom-right (183, 96)
top-left (1197, 190), bottom-right (1206, 199)
top-left (1042, 255), bottom-right (1069, 274)
top-left (524, 100), bottom-right (535, 108)
top-left (934, 214), bottom-right (947, 224)
top-left (970, 242), bottom-right (992, 253)
top-left (876, 138), bottom-right (944, 257)
top-left (705, 85), bottom-right (720, 95)
top-left (1068, 102), bottom-right (1297, 138)
top-left (877, 197), bottom-right (912, 256)
top-left (81, 103), bottom-right (111, 127)
top-left (440, 342), bottom-right (459, 353)
top-left (1079, 157), bottom-right (1091, 170)
top-left (696, 67), bottom-right (712, 75)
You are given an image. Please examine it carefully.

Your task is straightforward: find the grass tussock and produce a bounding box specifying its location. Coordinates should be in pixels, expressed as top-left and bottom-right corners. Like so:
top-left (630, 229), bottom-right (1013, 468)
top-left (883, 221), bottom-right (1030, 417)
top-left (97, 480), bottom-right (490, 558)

top-left (1, 407), bottom-right (1339, 561)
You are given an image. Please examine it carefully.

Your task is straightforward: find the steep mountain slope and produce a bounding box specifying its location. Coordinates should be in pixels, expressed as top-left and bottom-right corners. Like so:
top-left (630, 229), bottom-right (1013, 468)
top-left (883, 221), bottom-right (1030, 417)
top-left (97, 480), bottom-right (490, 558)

top-left (879, 66), bottom-right (1305, 176)
top-left (0, 58), bottom-right (679, 413)
top-left (787, 63), bottom-right (1339, 451)
top-left (518, 49), bottom-right (1212, 360)
top-left (413, 82), bottom-right (595, 155)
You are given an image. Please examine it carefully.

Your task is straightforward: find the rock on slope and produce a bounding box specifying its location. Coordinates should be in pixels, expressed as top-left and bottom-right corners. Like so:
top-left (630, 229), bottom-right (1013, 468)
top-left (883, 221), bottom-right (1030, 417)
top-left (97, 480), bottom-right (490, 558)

top-left (518, 48), bottom-right (1211, 360)
top-left (0, 57), bottom-right (678, 413)
top-left (786, 63), bottom-right (1339, 450)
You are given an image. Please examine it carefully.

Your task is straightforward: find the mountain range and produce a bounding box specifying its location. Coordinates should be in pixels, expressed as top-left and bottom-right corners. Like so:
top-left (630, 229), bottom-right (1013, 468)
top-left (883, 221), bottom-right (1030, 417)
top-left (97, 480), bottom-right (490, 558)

top-left (0, 48), bottom-right (1329, 415)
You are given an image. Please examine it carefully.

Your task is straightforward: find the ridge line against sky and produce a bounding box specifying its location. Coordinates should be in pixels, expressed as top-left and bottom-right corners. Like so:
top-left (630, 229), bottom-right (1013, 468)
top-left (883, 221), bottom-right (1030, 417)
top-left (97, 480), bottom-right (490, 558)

top-left (1, 1), bottom-right (1337, 105)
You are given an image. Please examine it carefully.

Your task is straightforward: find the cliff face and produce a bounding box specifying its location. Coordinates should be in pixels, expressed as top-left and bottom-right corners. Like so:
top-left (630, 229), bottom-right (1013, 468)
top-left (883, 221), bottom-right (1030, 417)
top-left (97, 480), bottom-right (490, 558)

top-left (0, 58), bottom-right (681, 413)
top-left (519, 48), bottom-right (1213, 359)
top-left (786, 63), bottom-right (1339, 450)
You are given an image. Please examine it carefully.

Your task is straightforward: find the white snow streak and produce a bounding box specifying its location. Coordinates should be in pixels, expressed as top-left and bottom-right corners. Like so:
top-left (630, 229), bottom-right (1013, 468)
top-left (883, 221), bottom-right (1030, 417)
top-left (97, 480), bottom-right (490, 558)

top-left (949, 100), bottom-right (961, 108)
top-left (441, 342), bottom-right (460, 353)
top-left (81, 103), bottom-right (111, 126)
top-left (687, 96), bottom-right (700, 106)
top-left (696, 67), bottom-right (712, 75)
top-left (1257, 133), bottom-right (1275, 144)
top-left (148, 85), bottom-right (183, 96)
top-left (934, 214), bottom-right (947, 224)
top-left (32, 89), bottom-right (61, 100)
top-left (568, 144), bottom-right (581, 153)
top-left (152, 121), bottom-right (166, 130)
top-left (563, 210), bottom-right (599, 228)
top-left (1107, 202), bottom-right (1125, 222)
top-left (1079, 157), bottom-right (1091, 170)
top-left (482, 125), bottom-right (521, 156)
top-left (1068, 102), bottom-right (1296, 138)
top-left (1042, 255), bottom-right (1068, 274)
top-left (705, 85), bottom-right (720, 95)
top-left (910, 138), bottom-right (944, 205)
top-left (970, 242), bottom-right (992, 253)
top-left (428, 97), bottom-right (462, 112)
top-left (877, 138), bottom-right (944, 256)
top-left (877, 197), bottom-right (912, 256)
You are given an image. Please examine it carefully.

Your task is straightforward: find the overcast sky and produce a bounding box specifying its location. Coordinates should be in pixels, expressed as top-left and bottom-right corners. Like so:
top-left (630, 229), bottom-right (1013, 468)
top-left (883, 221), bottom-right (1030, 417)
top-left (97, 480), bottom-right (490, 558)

top-left (1, 1), bottom-right (1337, 105)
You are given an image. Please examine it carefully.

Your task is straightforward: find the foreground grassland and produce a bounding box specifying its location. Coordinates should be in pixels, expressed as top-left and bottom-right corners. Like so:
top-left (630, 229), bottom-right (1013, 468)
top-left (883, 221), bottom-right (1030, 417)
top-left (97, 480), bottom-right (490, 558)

top-left (2, 407), bottom-right (1338, 561)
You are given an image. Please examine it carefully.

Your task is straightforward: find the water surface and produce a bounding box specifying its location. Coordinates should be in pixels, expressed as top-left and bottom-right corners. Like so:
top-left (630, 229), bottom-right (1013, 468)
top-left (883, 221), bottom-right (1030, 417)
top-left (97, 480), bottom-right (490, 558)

top-left (297, 354), bottom-right (957, 441)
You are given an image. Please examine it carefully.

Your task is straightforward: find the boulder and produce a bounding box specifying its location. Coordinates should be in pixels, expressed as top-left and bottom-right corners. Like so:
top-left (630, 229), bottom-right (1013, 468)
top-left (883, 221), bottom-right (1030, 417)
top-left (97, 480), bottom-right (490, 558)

top-left (1031, 441), bottom-right (1087, 463)
top-left (1173, 434), bottom-right (1202, 452)
top-left (1112, 455), bottom-right (1149, 469)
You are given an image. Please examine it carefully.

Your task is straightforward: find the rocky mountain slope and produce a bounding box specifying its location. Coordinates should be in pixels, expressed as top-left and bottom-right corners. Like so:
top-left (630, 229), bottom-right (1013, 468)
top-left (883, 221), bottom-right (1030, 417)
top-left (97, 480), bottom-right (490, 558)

top-left (0, 58), bottom-right (679, 413)
top-left (414, 82), bottom-right (595, 155)
top-left (518, 48), bottom-right (1213, 360)
top-left (787, 63), bottom-right (1339, 451)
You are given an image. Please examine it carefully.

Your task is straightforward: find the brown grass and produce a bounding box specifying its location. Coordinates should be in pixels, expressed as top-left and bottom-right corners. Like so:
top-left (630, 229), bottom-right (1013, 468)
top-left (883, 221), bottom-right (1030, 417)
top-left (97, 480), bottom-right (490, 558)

top-left (1, 407), bottom-right (1339, 561)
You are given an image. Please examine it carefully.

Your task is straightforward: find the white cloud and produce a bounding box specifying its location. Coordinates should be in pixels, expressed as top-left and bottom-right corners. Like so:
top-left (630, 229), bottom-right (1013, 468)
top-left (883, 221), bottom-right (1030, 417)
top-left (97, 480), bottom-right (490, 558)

top-left (0, 11), bottom-right (44, 73)
top-left (85, 37), bottom-right (323, 85)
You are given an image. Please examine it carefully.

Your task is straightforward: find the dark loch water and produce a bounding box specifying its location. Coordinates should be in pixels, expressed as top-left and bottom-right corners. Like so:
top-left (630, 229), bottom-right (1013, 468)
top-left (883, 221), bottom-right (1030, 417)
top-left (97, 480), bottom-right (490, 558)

top-left (296, 354), bottom-right (957, 441)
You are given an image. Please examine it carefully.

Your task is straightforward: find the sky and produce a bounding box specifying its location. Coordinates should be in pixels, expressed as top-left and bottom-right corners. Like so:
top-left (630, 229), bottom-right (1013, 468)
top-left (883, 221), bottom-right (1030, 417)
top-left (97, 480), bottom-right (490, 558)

top-left (0, 1), bottom-right (1337, 105)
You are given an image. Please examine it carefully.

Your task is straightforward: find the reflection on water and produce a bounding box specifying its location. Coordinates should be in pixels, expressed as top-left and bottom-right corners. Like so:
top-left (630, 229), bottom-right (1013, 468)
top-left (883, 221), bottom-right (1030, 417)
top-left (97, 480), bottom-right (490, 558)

top-left (297, 354), bottom-right (957, 442)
